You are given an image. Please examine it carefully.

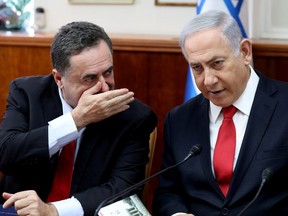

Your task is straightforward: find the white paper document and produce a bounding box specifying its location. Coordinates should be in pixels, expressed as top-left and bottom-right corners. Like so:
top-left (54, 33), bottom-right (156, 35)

top-left (99, 194), bottom-right (151, 216)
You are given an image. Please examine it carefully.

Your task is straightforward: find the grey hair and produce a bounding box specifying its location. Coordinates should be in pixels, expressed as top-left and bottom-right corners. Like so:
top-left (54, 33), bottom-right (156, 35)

top-left (179, 10), bottom-right (243, 59)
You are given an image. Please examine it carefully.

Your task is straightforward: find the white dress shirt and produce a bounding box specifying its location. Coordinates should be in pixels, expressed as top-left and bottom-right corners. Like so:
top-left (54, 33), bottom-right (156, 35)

top-left (209, 66), bottom-right (259, 173)
top-left (47, 88), bottom-right (85, 216)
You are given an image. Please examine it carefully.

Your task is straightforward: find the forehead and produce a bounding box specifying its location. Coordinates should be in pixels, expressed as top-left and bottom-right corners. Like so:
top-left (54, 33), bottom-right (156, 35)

top-left (71, 41), bottom-right (112, 63)
top-left (184, 28), bottom-right (231, 63)
top-left (67, 41), bottom-right (113, 76)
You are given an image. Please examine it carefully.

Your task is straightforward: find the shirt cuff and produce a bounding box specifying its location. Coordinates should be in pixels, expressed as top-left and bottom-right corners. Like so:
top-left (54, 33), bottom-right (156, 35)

top-left (172, 213), bottom-right (188, 216)
top-left (48, 112), bottom-right (79, 156)
top-left (51, 197), bottom-right (84, 216)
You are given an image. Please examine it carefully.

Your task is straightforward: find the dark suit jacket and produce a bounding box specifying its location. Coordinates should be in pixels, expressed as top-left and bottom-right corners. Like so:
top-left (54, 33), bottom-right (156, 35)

top-left (0, 74), bottom-right (157, 216)
top-left (153, 72), bottom-right (288, 216)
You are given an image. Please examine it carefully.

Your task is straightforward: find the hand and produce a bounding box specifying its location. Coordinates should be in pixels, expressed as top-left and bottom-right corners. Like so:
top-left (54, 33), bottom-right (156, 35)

top-left (72, 82), bottom-right (134, 129)
top-left (2, 190), bottom-right (58, 216)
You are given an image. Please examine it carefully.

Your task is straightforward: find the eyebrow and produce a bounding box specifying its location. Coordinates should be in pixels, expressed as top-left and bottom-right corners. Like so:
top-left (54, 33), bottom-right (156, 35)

top-left (82, 73), bottom-right (97, 80)
top-left (105, 66), bottom-right (114, 73)
top-left (207, 56), bottom-right (225, 64)
top-left (81, 66), bottom-right (114, 80)
top-left (190, 56), bottom-right (224, 66)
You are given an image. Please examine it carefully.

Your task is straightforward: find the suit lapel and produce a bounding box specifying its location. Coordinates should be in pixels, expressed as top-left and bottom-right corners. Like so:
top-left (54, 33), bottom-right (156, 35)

top-left (193, 98), bottom-right (225, 194)
top-left (42, 77), bottom-right (62, 122)
top-left (71, 123), bottom-right (100, 193)
top-left (227, 75), bottom-right (278, 201)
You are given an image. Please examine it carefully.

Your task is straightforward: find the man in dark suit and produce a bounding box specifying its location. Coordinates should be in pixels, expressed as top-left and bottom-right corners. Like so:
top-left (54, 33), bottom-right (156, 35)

top-left (153, 10), bottom-right (288, 216)
top-left (0, 21), bottom-right (157, 216)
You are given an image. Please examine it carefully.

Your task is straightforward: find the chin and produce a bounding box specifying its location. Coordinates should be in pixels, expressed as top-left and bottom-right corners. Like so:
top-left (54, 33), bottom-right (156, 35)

top-left (210, 99), bottom-right (230, 108)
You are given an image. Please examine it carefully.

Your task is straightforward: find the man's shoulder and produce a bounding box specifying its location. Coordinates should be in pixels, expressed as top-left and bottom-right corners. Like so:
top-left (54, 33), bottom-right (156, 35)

top-left (12, 74), bottom-right (53, 87)
top-left (128, 99), bottom-right (156, 117)
top-left (257, 72), bottom-right (288, 96)
top-left (9, 74), bottom-right (57, 99)
top-left (114, 98), bottom-right (157, 124)
top-left (97, 98), bottom-right (157, 131)
top-left (170, 94), bottom-right (206, 115)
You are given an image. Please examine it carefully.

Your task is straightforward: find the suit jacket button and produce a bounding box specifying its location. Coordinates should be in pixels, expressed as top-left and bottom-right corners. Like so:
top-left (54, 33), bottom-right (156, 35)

top-left (222, 207), bottom-right (229, 215)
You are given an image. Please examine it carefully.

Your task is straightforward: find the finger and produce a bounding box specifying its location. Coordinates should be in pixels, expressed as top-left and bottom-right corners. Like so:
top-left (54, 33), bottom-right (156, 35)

top-left (2, 191), bottom-right (31, 208)
top-left (103, 88), bottom-right (131, 100)
top-left (2, 192), bottom-right (14, 208)
top-left (108, 104), bottom-right (131, 117)
top-left (82, 81), bottom-right (102, 96)
top-left (14, 203), bottom-right (32, 216)
top-left (2, 194), bottom-right (17, 208)
top-left (2, 192), bottom-right (13, 200)
top-left (109, 91), bottom-right (134, 106)
top-left (108, 96), bottom-right (134, 115)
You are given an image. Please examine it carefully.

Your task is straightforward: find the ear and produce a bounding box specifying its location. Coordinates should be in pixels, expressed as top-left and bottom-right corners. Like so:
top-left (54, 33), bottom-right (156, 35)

top-left (52, 69), bottom-right (63, 89)
top-left (240, 39), bottom-right (252, 65)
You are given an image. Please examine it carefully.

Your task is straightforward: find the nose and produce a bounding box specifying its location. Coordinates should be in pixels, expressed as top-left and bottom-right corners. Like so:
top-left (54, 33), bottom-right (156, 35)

top-left (203, 68), bottom-right (218, 87)
top-left (99, 76), bottom-right (109, 92)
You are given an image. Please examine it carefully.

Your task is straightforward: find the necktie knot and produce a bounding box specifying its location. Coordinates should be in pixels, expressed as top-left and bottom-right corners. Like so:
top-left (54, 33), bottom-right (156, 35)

top-left (223, 105), bottom-right (237, 119)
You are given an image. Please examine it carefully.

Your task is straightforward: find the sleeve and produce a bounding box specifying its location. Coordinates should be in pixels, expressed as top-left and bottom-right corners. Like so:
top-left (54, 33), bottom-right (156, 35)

top-left (0, 80), bottom-right (51, 175)
top-left (152, 112), bottom-right (190, 216)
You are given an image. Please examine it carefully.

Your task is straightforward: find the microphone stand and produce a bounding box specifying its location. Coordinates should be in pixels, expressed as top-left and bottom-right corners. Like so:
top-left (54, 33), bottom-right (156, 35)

top-left (236, 168), bottom-right (273, 216)
top-left (93, 144), bottom-right (202, 216)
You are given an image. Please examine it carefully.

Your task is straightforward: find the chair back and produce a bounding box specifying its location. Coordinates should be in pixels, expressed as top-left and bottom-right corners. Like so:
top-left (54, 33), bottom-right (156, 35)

top-left (141, 127), bottom-right (157, 205)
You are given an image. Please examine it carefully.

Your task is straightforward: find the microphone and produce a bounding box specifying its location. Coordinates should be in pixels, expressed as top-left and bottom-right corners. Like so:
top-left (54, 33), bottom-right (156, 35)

top-left (236, 167), bottom-right (273, 216)
top-left (93, 144), bottom-right (202, 216)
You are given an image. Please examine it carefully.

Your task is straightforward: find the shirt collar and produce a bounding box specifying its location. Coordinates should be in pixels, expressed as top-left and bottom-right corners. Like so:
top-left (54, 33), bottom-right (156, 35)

top-left (210, 65), bottom-right (259, 123)
top-left (58, 88), bottom-right (73, 114)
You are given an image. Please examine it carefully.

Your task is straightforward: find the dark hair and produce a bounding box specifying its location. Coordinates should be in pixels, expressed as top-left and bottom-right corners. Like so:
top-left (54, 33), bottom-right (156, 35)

top-left (50, 21), bottom-right (113, 75)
